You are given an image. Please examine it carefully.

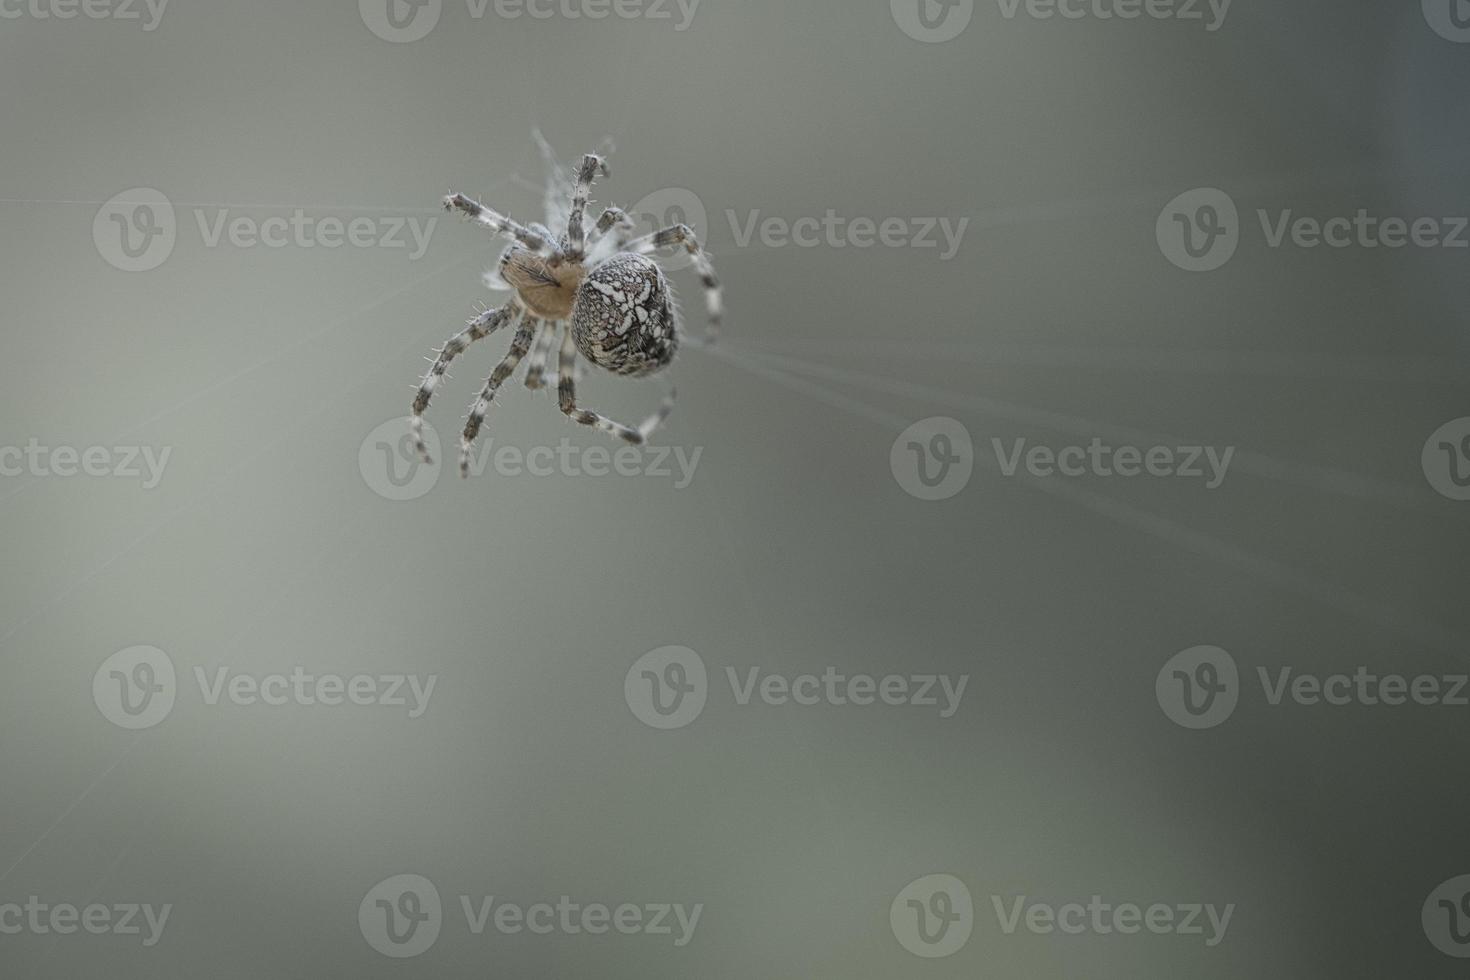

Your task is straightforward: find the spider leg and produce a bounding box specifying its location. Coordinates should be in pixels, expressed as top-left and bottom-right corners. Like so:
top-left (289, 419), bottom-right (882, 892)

top-left (459, 315), bottom-right (538, 477)
top-left (443, 192), bottom-right (555, 258)
top-left (557, 329), bottom-right (674, 446)
top-left (410, 304), bottom-right (516, 464)
top-left (592, 206), bottom-right (635, 251)
top-left (628, 224), bottom-right (723, 344)
top-left (523, 319), bottom-right (556, 390)
top-left (564, 153), bottom-right (608, 262)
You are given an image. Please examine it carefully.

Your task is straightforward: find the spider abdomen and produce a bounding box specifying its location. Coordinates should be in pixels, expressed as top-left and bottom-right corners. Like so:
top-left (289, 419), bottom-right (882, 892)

top-left (571, 253), bottom-right (677, 377)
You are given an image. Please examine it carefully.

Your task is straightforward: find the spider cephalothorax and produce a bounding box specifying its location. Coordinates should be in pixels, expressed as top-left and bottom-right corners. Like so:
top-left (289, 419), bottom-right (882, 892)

top-left (409, 151), bottom-right (721, 476)
top-left (496, 232), bottom-right (587, 320)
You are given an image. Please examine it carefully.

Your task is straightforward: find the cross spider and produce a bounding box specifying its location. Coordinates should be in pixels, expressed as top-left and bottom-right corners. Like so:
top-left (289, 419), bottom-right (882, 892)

top-left (409, 151), bottom-right (722, 477)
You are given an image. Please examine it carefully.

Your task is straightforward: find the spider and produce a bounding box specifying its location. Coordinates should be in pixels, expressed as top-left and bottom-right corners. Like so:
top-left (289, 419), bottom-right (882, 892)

top-left (409, 150), bottom-right (722, 477)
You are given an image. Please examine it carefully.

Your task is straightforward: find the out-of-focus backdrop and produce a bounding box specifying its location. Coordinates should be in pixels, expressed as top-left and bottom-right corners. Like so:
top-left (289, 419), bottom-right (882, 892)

top-left (1, 1), bottom-right (1467, 976)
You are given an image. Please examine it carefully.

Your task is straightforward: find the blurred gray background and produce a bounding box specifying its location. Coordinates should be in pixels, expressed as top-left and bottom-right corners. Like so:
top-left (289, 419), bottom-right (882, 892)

top-left (1, 0), bottom-right (1468, 976)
